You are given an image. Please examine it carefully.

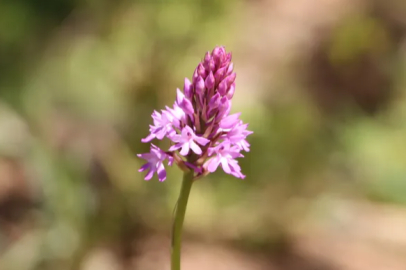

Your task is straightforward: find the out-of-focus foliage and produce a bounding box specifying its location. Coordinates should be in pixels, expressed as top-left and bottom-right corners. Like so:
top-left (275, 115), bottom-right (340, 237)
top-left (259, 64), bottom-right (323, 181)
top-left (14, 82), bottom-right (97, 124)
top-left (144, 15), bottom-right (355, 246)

top-left (1, 0), bottom-right (406, 269)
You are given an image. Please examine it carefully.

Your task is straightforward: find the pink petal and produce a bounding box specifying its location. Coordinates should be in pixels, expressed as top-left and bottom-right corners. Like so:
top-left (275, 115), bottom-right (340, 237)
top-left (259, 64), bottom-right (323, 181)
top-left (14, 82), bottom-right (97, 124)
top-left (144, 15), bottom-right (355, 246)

top-left (176, 88), bottom-right (185, 104)
top-left (182, 126), bottom-right (194, 137)
top-left (157, 163), bottom-right (167, 182)
top-left (207, 157), bottom-right (221, 172)
top-left (220, 113), bottom-right (241, 129)
top-left (141, 133), bottom-right (155, 143)
top-left (180, 98), bottom-right (194, 115)
top-left (144, 169), bottom-right (154, 181)
top-left (221, 158), bottom-right (231, 173)
top-left (169, 143), bottom-right (182, 152)
top-left (180, 143), bottom-right (190, 156)
top-left (167, 157), bottom-right (174, 166)
top-left (228, 159), bottom-right (241, 172)
top-left (138, 163), bottom-right (150, 172)
top-left (194, 136), bottom-right (210, 146)
top-left (170, 134), bottom-right (183, 143)
top-left (155, 127), bottom-right (168, 140)
top-left (190, 141), bottom-right (202, 155)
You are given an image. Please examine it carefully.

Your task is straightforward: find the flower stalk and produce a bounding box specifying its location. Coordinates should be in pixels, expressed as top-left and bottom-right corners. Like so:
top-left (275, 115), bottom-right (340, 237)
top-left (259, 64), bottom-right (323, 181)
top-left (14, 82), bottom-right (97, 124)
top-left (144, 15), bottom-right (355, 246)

top-left (171, 170), bottom-right (194, 270)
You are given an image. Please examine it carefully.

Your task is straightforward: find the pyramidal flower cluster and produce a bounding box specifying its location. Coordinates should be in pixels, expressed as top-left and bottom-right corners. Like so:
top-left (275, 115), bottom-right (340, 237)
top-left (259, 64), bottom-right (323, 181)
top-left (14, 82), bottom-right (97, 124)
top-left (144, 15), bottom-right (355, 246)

top-left (138, 46), bottom-right (252, 181)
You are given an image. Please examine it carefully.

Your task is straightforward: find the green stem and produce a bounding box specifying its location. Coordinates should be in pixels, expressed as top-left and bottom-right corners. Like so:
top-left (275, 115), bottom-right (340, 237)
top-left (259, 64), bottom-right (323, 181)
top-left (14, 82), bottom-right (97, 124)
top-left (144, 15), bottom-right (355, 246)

top-left (171, 170), bottom-right (194, 270)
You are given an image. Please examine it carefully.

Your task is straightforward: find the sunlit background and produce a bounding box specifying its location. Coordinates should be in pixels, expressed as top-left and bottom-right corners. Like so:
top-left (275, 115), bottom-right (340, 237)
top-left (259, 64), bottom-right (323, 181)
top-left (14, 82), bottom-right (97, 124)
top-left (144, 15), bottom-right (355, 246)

top-left (1, 0), bottom-right (406, 269)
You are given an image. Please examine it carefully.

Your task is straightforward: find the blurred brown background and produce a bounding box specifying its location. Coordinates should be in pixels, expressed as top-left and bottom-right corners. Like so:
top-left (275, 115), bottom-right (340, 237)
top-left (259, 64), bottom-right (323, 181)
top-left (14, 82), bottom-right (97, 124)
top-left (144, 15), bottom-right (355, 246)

top-left (1, 0), bottom-right (406, 269)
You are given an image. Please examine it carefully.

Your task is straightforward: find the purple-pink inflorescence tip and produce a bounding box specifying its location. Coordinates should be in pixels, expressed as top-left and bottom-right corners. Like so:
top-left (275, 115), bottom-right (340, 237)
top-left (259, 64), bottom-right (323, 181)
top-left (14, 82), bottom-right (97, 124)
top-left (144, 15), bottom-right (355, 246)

top-left (137, 46), bottom-right (252, 181)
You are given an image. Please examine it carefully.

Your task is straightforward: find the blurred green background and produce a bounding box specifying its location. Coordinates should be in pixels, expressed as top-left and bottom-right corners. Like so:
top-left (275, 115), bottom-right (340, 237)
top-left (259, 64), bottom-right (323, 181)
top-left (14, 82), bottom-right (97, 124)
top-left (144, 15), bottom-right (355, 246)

top-left (1, 0), bottom-right (406, 269)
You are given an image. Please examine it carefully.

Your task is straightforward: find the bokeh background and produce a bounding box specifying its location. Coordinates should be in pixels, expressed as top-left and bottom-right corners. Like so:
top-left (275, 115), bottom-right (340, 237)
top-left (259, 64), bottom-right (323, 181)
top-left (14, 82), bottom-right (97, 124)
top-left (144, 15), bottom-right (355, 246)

top-left (1, 0), bottom-right (406, 269)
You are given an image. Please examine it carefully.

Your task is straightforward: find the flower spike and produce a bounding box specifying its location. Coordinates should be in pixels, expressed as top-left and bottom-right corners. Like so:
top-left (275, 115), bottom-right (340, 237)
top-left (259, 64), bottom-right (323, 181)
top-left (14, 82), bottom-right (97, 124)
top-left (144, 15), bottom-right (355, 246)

top-left (138, 46), bottom-right (252, 181)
